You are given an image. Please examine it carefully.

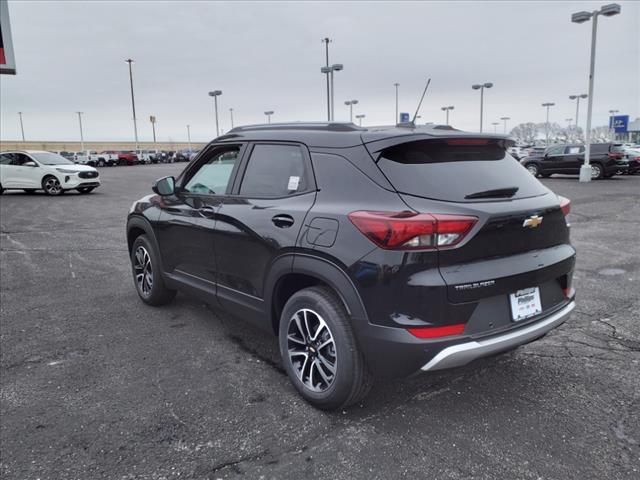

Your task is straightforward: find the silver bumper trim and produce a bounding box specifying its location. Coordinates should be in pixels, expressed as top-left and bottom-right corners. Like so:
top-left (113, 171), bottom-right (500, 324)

top-left (421, 301), bottom-right (575, 372)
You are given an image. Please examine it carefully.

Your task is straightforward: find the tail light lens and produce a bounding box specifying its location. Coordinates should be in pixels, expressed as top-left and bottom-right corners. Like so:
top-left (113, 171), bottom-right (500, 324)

top-left (407, 323), bottom-right (466, 339)
top-left (348, 211), bottom-right (477, 250)
top-left (558, 196), bottom-right (571, 216)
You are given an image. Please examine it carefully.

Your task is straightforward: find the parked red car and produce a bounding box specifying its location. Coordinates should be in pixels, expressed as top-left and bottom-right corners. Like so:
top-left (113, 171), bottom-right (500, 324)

top-left (118, 151), bottom-right (139, 166)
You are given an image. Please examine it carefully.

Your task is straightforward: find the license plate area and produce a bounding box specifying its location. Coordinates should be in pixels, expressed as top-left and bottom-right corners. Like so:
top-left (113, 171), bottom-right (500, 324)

top-left (509, 287), bottom-right (542, 322)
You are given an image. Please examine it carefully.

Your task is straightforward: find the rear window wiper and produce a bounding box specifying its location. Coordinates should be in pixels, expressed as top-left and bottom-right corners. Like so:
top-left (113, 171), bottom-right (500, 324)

top-left (465, 187), bottom-right (519, 199)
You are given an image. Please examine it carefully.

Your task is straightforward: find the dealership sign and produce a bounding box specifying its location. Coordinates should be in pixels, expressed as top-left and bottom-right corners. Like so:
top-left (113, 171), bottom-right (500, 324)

top-left (0, 0), bottom-right (16, 75)
top-left (609, 115), bottom-right (629, 133)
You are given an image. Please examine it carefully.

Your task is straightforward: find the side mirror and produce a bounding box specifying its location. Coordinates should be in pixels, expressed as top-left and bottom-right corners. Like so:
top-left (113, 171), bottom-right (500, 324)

top-left (152, 176), bottom-right (176, 196)
top-left (24, 161), bottom-right (38, 167)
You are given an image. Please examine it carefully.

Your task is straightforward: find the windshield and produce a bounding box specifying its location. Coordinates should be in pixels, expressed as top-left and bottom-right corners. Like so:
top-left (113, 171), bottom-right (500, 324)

top-left (31, 152), bottom-right (75, 165)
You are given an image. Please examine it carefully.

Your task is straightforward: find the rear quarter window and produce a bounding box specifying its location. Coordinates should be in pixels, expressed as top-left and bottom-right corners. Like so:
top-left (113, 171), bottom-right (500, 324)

top-left (376, 139), bottom-right (549, 202)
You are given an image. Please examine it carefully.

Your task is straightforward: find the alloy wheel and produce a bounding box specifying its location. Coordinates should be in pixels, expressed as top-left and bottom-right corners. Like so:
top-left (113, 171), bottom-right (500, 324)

top-left (526, 165), bottom-right (539, 176)
top-left (590, 164), bottom-right (602, 179)
top-left (133, 246), bottom-right (153, 296)
top-left (287, 308), bottom-right (337, 392)
top-left (44, 177), bottom-right (62, 195)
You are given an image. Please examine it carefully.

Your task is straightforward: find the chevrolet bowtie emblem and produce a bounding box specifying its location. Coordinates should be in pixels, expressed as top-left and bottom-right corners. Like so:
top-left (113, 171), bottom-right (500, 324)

top-left (523, 215), bottom-right (543, 228)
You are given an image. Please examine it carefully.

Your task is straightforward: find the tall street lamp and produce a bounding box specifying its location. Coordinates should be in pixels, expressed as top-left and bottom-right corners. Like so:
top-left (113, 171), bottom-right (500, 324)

top-left (471, 82), bottom-right (493, 132)
top-left (441, 106), bottom-right (454, 125)
top-left (542, 102), bottom-right (555, 146)
top-left (76, 111), bottom-right (85, 151)
top-left (149, 115), bottom-right (157, 144)
top-left (208, 90), bottom-right (222, 137)
top-left (491, 122), bottom-right (500, 133)
top-left (355, 114), bottom-right (365, 126)
top-left (572, 2), bottom-right (621, 182)
top-left (186, 125), bottom-right (192, 152)
top-left (229, 108), bottom-right (234, 129)
top-left (394, 83), bottom-right (400, 124)
top-left (321, 37), bottom-right (332, 121)
top-left (264, 110), bottom-right (274, 124)
top-left (125, 59), bottom-right (139, 149)
top-left (17, 112), bottom-right (25, 142)
top-left (569, 94), bottom-right (588, 133)
top-left (329, 64), bottom-right (343, 121)
top-left (344, 99), bottom-right (358, 122)
top-left (500, 116), bottom-right (510, 134)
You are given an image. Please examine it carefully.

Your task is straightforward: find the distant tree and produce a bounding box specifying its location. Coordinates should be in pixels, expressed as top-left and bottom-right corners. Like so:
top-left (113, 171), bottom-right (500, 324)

top-left (590, 126), bottom-right (613, 143)
top-left (509, 122), bottom-right (538, 144)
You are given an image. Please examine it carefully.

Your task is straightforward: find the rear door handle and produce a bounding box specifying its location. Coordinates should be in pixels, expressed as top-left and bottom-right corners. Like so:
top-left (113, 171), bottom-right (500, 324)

top-left (198, 205), bottom-right (216, 218)
top-left (272, 214), bottom-right (294, 228)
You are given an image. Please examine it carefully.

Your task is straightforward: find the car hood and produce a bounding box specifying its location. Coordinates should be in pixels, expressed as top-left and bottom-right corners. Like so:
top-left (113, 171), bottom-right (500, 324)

top-left (50, 164), bottom-right (97, 172)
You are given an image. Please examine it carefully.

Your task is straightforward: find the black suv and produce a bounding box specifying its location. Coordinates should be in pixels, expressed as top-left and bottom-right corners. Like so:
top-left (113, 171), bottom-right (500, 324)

top-left (127, 123), bottom-right (576, 409)
top-left (521, 143), bottom-right (628, 179)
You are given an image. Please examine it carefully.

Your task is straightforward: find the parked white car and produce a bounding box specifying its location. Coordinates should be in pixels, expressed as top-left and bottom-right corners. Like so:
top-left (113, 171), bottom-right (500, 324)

top-left (74, 150), bottom-right (100, 166)
top-left (0, 151), bottom-right (100, 195)
top-left (135, 150), bottom-right (161, 165)
top-left (96, 151), bottom-right (119, 167)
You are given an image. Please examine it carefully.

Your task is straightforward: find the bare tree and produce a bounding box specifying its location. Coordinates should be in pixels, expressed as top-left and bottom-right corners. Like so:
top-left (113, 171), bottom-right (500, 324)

top-left (509, 122), bottom-right (538, 144)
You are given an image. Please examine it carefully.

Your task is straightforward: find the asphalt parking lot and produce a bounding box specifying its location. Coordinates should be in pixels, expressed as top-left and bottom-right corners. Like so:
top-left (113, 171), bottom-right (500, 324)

top-left (1, 164), bottom-right (638, 479)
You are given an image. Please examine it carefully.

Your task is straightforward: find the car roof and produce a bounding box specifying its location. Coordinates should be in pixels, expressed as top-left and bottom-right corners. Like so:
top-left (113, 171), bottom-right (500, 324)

top-left (218, 122), bottom-right (512, 148)
top-left (0, 150), bottom-right (53, 155)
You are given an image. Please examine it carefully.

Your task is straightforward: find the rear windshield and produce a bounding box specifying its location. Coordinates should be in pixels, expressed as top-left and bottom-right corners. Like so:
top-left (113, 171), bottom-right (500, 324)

top-left (376, 139), bottom-right (548, 202)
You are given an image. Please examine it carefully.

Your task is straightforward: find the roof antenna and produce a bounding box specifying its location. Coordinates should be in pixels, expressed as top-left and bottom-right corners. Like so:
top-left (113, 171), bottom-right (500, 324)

top-left (410, 78), bottom-right (431, 126)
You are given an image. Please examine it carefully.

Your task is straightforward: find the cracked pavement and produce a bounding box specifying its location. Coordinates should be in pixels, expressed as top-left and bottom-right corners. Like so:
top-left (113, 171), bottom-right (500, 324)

top-left (1, 164), bottom-right (638, 479)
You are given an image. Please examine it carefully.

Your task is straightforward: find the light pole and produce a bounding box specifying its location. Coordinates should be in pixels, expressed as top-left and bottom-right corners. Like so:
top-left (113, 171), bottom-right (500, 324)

top-left (500, 116), bottom-right (510, 134)
top-left (17, 112), bottom-right (25, 142)
top-left (542, 102), bottom-right (555, 146)
top-left (569, 94), bottom-right (588, 134)
top-left (186, 125), bottom-right (192, 152)
top-left (394, 83), bottom-right (400, 124)
top-left (471, 82), bottom-right (493, 132)
top-left (572, 3), bottom-right (621, 182)
top-left (125, 59), bottom-right (139, 149)
top-left (344, 99), bottom-right (358, 122)
top-left (229, 108), bottom-right (234, 129)
top-left (264, 110), bottom-right (274, 124)
top-left (208, 90), bottom-right (222, 137)
top-left (355, 114), bottom-right (365, 126)
top-left (329, 64), bottom-right (343, 121)
top-left (441, 106), bottom-right (454, 125)
top-left (492, 122), bottom-right (500, 134)
top-left (149, 115), bottom-right (157, 144)
top-left (322, 38), bottom-right (331, 121)
top-left (76, 111), bottom-right (85, 151)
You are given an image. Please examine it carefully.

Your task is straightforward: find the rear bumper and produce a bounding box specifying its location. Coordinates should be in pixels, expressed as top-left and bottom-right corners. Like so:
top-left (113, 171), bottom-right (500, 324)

top-left (421, 300), bottom-right (575, 371)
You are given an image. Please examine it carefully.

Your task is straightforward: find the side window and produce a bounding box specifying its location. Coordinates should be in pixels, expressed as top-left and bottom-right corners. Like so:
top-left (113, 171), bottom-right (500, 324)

top-left (547, 146), bottom-right (564, 156)
top-left (183, 147), bottom-right (241, 195)
top-left (11, 154), bottom-right (31, 166)
top-left (240, 144), bottom-right (309, 198)
top-left (0, 153), bottom-right (14, 165)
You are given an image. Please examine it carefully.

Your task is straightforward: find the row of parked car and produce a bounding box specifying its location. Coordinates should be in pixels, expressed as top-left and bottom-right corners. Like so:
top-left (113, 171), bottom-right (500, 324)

top-left (516, 142), bottom-right (640, 180)
top-left (51, 149), bottom-right (201, 167)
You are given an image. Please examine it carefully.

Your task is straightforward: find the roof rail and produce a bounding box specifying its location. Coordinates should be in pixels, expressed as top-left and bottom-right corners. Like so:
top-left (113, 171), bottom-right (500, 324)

top-left (228, 122), bottom-right (364, 133)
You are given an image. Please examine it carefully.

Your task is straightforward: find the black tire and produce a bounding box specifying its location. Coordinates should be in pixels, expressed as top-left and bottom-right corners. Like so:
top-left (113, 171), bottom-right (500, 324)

top-left (279, 286), bottom-right (373, 410)
top-left (130, 234), bottom-right (176, 306)
top-left (98, 159), bottom-right (106, 167)
top-left (23, 189), bottom-right (37, 194)
top-left (42, 175), bottom-right (64, 196)
top-left (0, 183), bottom-right (4, 194)
top-left (525, 163), bottom-right (540, 177)
top-left (590, 163), bottom-right (604, 180)
top-left (76, 187), bottom-right (95, 194)
top-left (540, 173), bottom-right (551, 178)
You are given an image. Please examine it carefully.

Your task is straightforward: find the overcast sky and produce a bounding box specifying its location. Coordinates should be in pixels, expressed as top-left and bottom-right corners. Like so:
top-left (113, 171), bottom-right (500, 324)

top-left (0, 0), bottom-right (638, 142)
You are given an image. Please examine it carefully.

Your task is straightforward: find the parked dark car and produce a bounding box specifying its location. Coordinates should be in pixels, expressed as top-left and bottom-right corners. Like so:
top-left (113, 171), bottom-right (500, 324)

top-left (118, 151), bottom-right (139, 166)
top-left (126, 123), bottom-right (576, 409)
top-left (614, 146), bottom-right (640, 174)
top-left (521, 143), bottom-right (629, 179)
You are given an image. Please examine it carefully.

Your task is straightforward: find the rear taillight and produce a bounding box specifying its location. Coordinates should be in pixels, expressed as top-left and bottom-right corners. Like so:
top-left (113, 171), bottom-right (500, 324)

top-left (558, 196), bottom-right (571, 216)
top-left (608, 152), bottom-right (623, 159)
top-left (407, 323), bottom-right (466, 339)
top-left (348, 211), bottom-right (477, 250)
top-left (563, 287), bottom-right (575, 299)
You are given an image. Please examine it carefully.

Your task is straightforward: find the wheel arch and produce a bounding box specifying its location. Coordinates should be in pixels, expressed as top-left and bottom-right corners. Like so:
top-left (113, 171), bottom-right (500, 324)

top-left (265, 253), bottom-right (369, 335)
